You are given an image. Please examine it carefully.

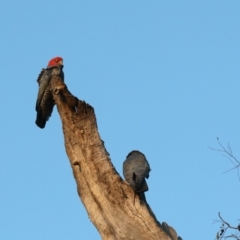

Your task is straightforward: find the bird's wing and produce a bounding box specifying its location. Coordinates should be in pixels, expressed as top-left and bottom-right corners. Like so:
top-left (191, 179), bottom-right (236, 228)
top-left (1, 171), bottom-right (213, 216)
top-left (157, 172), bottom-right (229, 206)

top-left (35, 69), bottom-right (52, 111)
top-left (36, 68), bottom-right (45, 84)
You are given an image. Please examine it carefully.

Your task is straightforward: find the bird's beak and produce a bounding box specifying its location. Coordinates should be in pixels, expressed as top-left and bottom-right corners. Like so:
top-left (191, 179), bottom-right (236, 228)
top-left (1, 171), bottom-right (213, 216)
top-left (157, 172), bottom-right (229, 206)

top-left (59, 60), bottom-right (63, 65)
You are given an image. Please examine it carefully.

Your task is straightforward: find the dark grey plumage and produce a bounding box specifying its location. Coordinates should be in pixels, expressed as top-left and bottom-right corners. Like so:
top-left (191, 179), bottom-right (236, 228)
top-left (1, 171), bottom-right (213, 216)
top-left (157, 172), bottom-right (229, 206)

top-left (35, 65), bottom-right (64, 128)
top-left (123, 150), bottom-right (151, 193)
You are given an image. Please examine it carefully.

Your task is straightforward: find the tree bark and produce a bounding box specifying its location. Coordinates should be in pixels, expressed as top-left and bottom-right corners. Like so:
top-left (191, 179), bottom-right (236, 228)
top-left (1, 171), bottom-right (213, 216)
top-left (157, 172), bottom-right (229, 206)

top-left (50, 76), bottom-right (182, 240)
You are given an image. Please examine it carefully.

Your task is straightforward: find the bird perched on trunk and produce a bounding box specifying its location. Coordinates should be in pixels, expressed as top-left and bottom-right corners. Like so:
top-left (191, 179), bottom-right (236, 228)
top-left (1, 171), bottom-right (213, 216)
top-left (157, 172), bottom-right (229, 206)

top-left (35, 57), bottom-right (64, 129)
top-left (123, 150), bottom-right (151, 203)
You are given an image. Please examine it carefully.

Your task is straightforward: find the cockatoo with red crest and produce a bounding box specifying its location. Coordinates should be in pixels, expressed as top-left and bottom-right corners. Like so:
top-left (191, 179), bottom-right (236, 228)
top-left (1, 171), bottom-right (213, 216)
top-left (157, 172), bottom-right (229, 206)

top-left (35, 57), bottom-right (64, 128)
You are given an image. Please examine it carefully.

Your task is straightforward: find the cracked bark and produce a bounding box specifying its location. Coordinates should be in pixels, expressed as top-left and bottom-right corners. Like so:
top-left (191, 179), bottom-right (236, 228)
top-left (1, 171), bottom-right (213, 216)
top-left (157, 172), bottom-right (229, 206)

top-left (50, 76), bottom-right (182, 240)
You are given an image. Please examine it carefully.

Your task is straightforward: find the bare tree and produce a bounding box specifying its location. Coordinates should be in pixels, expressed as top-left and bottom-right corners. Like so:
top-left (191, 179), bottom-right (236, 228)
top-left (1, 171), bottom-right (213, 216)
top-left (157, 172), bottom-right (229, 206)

top-left (210, 139), bottom-right (240, 239)
top-left (48, 76), bottom-right (182, 240)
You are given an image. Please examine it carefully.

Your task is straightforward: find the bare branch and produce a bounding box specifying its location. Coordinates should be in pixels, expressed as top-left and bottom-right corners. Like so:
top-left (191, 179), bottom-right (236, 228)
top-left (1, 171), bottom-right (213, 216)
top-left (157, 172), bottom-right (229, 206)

top-left (222, 156), bottom-right (238, 167)
top-left (218, 213), bottom-right (233, 229)
top-left (211, 139), bottom-right (240, 240)
top-left (223, 166), bottom-right (240, 174)
top-left (215, 213), bottom-right (240, 240)
top-left (209, 138), bottom-right (240, 180)
top-left (216, 139), bottom-right (239, 164)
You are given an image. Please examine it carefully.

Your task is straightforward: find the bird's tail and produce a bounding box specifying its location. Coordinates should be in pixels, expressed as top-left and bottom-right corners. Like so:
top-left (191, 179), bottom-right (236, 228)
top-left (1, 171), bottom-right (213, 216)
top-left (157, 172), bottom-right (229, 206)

top-left (137, 192), bottom-right (147, 205)
top-left (35, 110), bottom-right (46, 129)
top-left (136, 179), bottom-right (149, 193)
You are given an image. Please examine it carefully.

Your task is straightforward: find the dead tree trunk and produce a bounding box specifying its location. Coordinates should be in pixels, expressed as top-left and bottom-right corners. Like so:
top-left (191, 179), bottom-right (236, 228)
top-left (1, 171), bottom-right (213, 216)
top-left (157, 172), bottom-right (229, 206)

top-left (50, 76), bottom-right (182, 240)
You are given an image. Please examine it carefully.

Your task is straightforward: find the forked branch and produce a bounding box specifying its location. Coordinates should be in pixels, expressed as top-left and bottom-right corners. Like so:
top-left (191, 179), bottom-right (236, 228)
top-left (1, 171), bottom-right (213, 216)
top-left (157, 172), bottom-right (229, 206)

top-left (213, 212), bottom-right (240, 240)
top-left (209, 138), bottom-right (240, 179)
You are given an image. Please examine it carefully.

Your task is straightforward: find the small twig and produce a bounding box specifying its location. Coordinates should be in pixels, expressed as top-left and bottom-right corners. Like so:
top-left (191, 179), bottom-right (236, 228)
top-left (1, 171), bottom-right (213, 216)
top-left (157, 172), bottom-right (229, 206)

top-left (222, 155), bottom-right (238, 166)
top-left (223, 166), bottom-right (240, 174)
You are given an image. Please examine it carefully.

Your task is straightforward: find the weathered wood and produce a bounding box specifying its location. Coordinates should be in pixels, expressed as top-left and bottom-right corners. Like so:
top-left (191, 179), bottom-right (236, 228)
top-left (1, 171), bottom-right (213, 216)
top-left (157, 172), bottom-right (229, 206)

top-left (50, 76), bottom-right (181, 240)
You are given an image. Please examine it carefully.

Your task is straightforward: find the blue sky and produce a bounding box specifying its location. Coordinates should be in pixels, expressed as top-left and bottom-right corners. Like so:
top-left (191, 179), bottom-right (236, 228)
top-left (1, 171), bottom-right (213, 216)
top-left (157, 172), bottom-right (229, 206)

top-left (1, 1), bottom-right (240, 239)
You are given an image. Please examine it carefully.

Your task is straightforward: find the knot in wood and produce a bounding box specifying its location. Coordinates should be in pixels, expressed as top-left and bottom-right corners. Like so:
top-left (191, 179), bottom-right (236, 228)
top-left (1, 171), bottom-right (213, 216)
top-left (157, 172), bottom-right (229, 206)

top-left (53, 88), bottom-right (60, 95)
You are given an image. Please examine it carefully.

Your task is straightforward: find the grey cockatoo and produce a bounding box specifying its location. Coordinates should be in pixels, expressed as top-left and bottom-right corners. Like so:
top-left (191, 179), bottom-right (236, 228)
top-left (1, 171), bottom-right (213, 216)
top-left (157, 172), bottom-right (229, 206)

top-left (35, 57), bottom-right (64, 128)
top-left (123, 150), bottom-right (151, 194)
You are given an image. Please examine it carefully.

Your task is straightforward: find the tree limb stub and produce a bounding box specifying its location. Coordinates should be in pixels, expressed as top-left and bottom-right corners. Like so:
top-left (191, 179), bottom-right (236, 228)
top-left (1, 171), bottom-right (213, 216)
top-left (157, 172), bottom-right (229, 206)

top-left (50, 76), bottom-right (180, 240)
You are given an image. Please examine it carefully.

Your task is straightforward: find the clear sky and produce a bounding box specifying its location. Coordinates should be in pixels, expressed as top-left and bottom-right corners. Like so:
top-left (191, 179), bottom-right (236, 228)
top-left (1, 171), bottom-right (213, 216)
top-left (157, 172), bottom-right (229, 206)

top-left (1, 1), bottom-right (240, 239)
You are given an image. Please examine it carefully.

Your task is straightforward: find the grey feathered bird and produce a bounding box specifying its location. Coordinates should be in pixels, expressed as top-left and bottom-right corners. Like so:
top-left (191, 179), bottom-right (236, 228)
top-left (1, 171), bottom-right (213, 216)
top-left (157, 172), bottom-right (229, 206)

top-left (123, 150), bottom-right (151, 194)
top-left (35, 57), bottom-right (64, 128)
